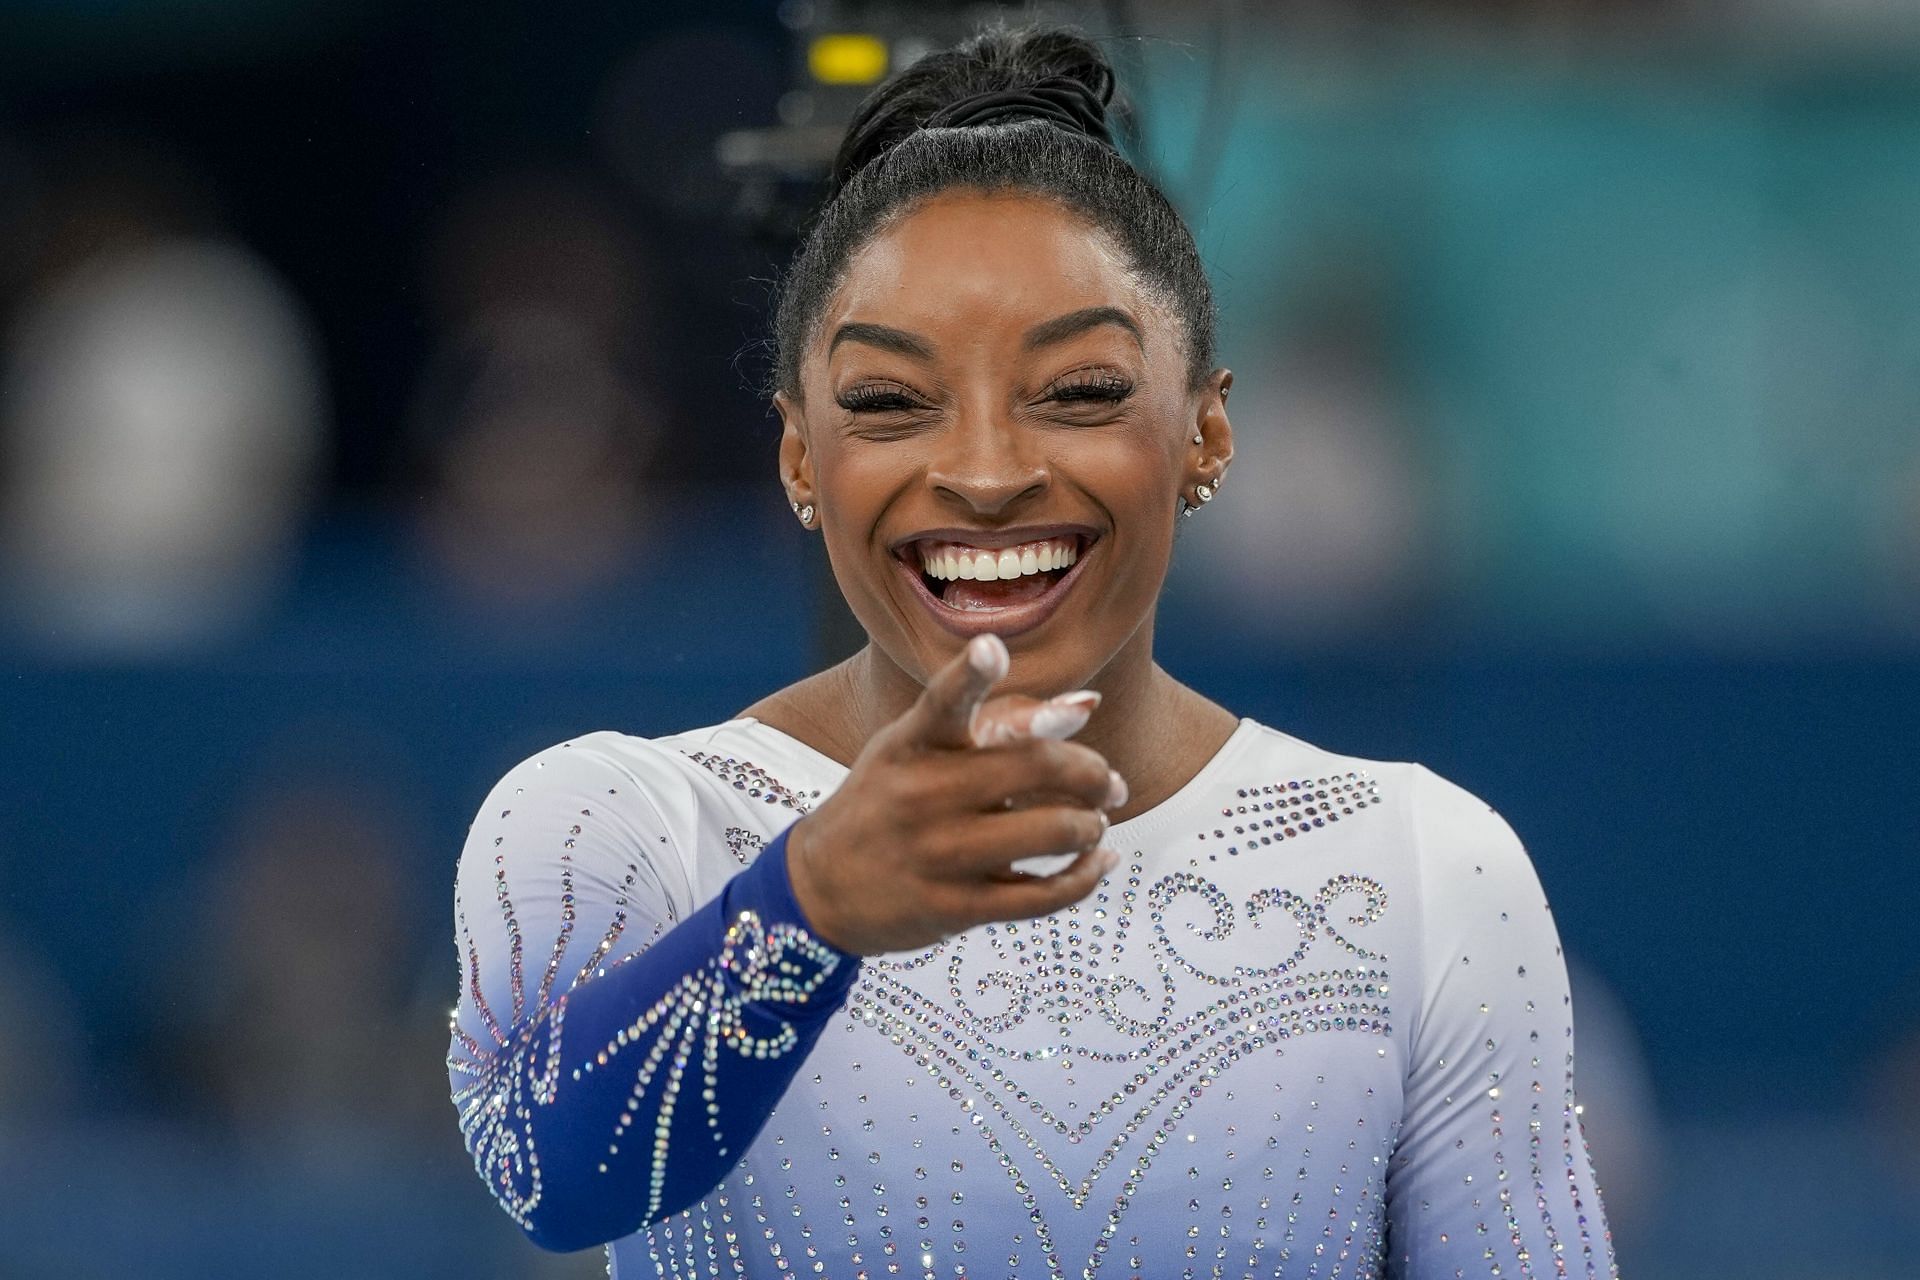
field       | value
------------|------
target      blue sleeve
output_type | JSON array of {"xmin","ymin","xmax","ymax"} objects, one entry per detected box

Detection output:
[{"xmin": 448, "ymin": 740, "xmax": 860, "ymax": 1253}]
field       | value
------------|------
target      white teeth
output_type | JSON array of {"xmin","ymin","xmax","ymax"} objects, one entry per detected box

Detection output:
[{"xmin": 916, "ymin": 536, "xmax": 1083, "ymax": 582}]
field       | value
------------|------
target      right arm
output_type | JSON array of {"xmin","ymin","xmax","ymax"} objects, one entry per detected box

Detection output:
[
  {"xmin": 449, "ymin": 636, "xmax": 1124, "ymax": 1251},
  {"xmin": 448, "ymin": 740, "xmax": 860, "ymax": 1252}
]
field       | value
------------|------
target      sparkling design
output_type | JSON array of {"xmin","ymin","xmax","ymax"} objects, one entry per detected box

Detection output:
[
  {"xmin": 1196, "ymin": 771, "xmax": 1379, "ymax": 856},
  {"xmin": 449, "ymin": 789, "xmax": 841, "ymax": 1233},
  {"xmin": 685, "ymin": 752, "xmax": 822, "ymax": 812},
  {"xmin": 724, "ymin": 827, "xmax": 763, "ymax": 867},
  {"xmin": 574, "ymin": 908, "xmax": 847, "ymax": 1222},
  {"xmin": 843, "ymin": 857, "xmax": 1393, "ymax": 1275},
  {"xmin": 454, "ymin": 740, "xmax": 1612, "ymax": 1278}
]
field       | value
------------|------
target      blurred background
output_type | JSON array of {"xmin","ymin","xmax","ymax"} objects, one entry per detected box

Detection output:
[{"xmin": 1, "ymin": 0, "xmax": 1917, "ymax": 1275}]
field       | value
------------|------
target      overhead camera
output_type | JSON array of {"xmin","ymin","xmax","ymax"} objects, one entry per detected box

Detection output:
[{"xmin": 717, "ymin": 1, "xmax": 1102, "ymax": 243}]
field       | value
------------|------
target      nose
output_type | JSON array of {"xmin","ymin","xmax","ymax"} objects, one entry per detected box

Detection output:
[{"xmin": 924, "ymin": 412, "xmax": 1048, "ymax": 516}]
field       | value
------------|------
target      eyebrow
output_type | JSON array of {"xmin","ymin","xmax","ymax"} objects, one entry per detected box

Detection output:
[
  {"xmin": 826, "ymin": 306, "xmax": 1145, "ymax": 363},
  {"xmin": 1022, "ymin": 305, "xmax": 1143, "ymax": 353},
  {"xmin": 828, "ymin": 322, "xmax": 934, "ymax": 361}
]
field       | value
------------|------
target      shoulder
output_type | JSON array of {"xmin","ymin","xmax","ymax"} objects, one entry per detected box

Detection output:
[
  {"xmin": 472, "ymin": 719, "xmax": 839, "ymax": 868},
  {"xmin": 481, "ymin": 720, "xmax": 822, "ymax": 820},
  {"xmin": 1231, "ymin": 719, "xmax": 1529, "ymax": 875}
]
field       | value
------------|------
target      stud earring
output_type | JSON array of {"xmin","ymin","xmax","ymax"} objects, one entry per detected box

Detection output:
[
  {"xmin": 790, "ymin": 499, "xmax": 815, "ymax": 527},
  {"xmin": 1192, "ymin": 433, "xmax": 1203, "ymax": 445}
]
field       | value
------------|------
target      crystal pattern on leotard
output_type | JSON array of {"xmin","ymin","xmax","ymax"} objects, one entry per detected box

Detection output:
[
  {"xmin": 828, "ymin": 776, "xmax": 1395, "ymax": 1277},
  {"xmin": 448, "ymin": 783, "xmax": 847, "ymax": 1233},
  {"xmin": 453, "ymin": 739, "xmax": 1613, "ymax": 1278},
  {"xmin": 684, "ymin": 751, "xmax": 821, "ymax": 813}
]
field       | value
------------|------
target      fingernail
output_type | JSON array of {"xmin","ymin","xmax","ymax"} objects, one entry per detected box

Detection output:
[
  {"xmin": 1028, "ymin": 702, "xmax": 1093, "ymax": 741},
  {"xmin": 1050, "ymin": 689, "xmax": 1101, "ymax": 712},
  {"xmin": 1106, "ymin": 770, "xmax": 1128, "ymax": 810},
  {"xmin": 1100, "ymin": 848, "xmax": 1121, "ymax": 873},
  {"xmin": 967, "ymin": 634, "xmax": 1008, "ymax": 680}
]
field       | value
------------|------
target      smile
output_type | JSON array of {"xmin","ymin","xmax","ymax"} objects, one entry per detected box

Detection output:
[{"xmin": 892, "ymin": 527, "xmax": 1096, "ymax": 639}]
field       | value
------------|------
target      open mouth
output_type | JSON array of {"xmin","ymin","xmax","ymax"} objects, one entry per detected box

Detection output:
[{"xmin": 893, "ymin": 530, "xmax": 1095, "ymax": 636}]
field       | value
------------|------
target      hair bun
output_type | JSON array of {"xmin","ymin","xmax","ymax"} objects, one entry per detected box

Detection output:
[{"xmin": 831, "ymin": 25, "xmax": 1118, "ymax": 193}]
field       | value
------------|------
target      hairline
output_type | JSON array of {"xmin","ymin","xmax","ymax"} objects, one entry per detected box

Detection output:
[{"xmin": 783, "ymin": 183, "xmax": 1198, "ymax": 405}]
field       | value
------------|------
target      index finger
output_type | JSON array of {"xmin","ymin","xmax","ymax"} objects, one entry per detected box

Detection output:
[{"xmin": 887, "ymin": 634, "xmax": 1008, "ymax": 752}]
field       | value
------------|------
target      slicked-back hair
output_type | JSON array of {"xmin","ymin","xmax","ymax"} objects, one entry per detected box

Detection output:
[{"xmin": 771, "ymin": 24, "xmax": 1216, "ymax": 399}]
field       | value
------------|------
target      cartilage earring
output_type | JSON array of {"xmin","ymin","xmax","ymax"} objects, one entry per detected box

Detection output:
[{"xmin": 1192, "ymin": 433, "xmax": 1203, "ymax": 444}]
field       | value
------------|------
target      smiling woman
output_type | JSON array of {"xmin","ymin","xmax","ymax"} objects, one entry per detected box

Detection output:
[{"xmin": 447, "ymin": 22, "xmax": 1618, "ymax": 1279}]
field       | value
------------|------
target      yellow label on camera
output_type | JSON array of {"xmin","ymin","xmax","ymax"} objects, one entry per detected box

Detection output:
[{"xmin": 809, "ymin": 33, "xmax": 888, "ymax": 85}]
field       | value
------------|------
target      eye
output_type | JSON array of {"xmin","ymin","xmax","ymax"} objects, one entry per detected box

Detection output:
[
  {"xmin": 837, "ymin": 381, "xmax": 926, "ymax": 413},
  {"xmin": 1043, "ymin": 369, "xmax": 1134, "ymax": 405}
]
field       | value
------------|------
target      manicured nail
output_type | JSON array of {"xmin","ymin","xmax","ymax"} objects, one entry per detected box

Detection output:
[
  {"xmin": 1106, "ymin": 770, "xmax": 1128, "ymax": 810},
  {"xmin": 967, "ymin": 633, "xmax": 1008, "ymax": 680},
  {"xmin": 1029, "ymin": 701, "xmax": 1093, "ymax": 741}
]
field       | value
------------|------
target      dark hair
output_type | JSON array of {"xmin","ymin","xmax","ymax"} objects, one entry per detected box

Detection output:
[{"xmin": 771, "ymin": 23, "xmax": 1216, "ymax": 398}]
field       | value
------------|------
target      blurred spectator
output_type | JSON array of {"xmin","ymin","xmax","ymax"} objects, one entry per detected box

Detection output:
[
  {"xmin": 0, "ymin": 142, "xmax": 323, "ymax": 654},
  {"xmin": 155, "ymin": 766, "xmax": 447, "ymax": 1157},
  {"xmin": 1861, "ymin": 970, "xmax": 1920, "ymax": 1191},
  {"xmin": 1566, "ymin": 956, "xmax": 1662, "ymax": 1254},
  {"xmin": 1177, "ymin": 281, "xmax": 1433, "ymax": 641},
  {"xmin": 402, "ymin": 169, "xmax": 663, "ymax": 614},
  {"xmin": 0, "ymin": 927, "xmax": 85, "ymax": 1140}
]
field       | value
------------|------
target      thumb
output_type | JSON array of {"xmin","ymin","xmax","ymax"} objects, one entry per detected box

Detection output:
[{"xmin": 890, "ymin": 634, "xmax": 1008, "ymax": 752}]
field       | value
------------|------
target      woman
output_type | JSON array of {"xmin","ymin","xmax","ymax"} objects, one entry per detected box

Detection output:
[{"xmin": 448, "ymin": 25, "xmax": 1616, "ymax": 1278}]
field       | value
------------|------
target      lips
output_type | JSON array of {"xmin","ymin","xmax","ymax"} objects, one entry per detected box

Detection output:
[{"xmin": 891, "ymin": 527, "xmax": 1097, "ymax": 639}]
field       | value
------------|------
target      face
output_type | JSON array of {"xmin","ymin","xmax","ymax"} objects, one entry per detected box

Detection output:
[{"xmin": 776, "ymin": 190, "xmax": 1232, "ymax": 697}]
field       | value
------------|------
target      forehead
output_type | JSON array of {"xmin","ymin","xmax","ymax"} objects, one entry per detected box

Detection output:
[{"xmin": 820, "ymin": 190, "xmax": 1166, "ymax": 358}]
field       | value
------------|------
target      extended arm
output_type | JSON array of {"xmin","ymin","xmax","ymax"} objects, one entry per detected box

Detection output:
[{"xmin": 447, "ymin": 742, "xmax": 860, "ymax": 1252}]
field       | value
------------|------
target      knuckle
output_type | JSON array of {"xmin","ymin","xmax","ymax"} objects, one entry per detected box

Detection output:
[
  {"xmin": 1025, "ymin": 738, "xmax": 1078, "ymax": 781},
  {"xmin": 1054, "ymin": 809, "xmax": 1100, "ymax": 851}
]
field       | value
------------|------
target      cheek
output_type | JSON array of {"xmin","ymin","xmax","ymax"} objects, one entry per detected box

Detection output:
[
  {"xmin": 1070, "ymin": 411, "xmax": 1184, "ymax": 516},
  {"xmin": 812, "ymin": 440, "xmax": 913, "ymax": 540}
]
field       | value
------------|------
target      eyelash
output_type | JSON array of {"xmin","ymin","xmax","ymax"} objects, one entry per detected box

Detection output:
[
  {"xmin": 837, "ymin": 383, "xmax": 922, "ymax": 413},
  {"xmin": 835, "ymin": 372, "xmax": 1134, "ymax": 414},
  {"xmin": 1046, "ymin": 371, "xmax": 1133, "ymax": 404}
]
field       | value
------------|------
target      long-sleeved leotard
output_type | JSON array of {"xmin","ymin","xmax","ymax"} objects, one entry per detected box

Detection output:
[
  {"xmin": 448, "ymin": 746, "xmax": 860, "ymax": 1252},
  {"xmin": 449, "ymin": 720, "xmax": 1616, "ymax": 1278}
]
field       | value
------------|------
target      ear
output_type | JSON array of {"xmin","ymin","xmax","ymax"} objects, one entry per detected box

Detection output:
[
  {"xmin": 774, "ymin": 390, "xmax": 816, "ymax": 510},
  {"xmin": 1185, "ymin": 368, "xmax": 1235, "ymax": 497}
]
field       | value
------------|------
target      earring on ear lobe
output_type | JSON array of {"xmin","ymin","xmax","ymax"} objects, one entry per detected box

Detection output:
[
  {"xmin": 790, "ymin": 499, "xmax": 816, "ymax": 527},
  {"xmin": 1191, "ymin": 433, "xmax": 1203, "ymax": 445}
]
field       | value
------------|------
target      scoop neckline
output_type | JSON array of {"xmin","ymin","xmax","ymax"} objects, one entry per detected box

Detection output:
[{"xmin": 726, "ymin": 715, "xmax": 1262, "ymax": 844}]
